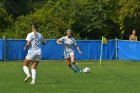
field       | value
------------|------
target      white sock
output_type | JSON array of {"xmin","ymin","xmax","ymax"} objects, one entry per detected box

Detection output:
[
  {"xmin": 23, "ymin": 66, "xmax": 30, "ymax": 77},
  {"xmin": 31, "ymin": 69, "xmax": 36, "ymax": 82}
]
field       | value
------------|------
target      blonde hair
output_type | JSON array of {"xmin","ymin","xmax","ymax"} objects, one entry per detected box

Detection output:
[{"xmin": 66, "ymin": 29, "xmax": 74, "ymax": 36}]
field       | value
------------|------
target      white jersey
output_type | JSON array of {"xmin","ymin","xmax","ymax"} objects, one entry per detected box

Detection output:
[
  {"xmin": 26, "ymin": 32, "xmax": 43, "ymax": 54},
  {"xmin": 59, "ymin": 36, "xmax": 77, "ymax": 53}
]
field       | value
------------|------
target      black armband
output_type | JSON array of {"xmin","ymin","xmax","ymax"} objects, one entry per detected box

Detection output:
[{"xmin": 42, "ymin": 40, "xmax": 46, "ymax": 45}]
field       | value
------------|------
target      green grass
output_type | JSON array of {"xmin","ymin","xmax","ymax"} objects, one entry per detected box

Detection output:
[{"xmin": 1, "ymin": 61, "xmax": 140, "ymax": 93}]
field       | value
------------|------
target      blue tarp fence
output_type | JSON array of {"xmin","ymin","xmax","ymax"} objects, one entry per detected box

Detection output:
[
  {"xmin": 0, "ymin": 39, "xmax": 139, "ymax": 61},
  {"xmin": 0, "ymin": 39, "xmax": 4, "ymax": 60},
  {"xmin": 118, "ymin": 40, "xmax": 140, "ymax": 61}
]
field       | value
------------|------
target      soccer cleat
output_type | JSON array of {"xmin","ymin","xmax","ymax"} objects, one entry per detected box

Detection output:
[
  {"xmin": 24, "ymin": 75, "xmax": 31, "ymax": 83},
  {"xmin": 30, "ymin": 80, "xmax": 35, "ymax": 84},
  {"xmin": 78, "ymin": 69, "xmax": 83, "ymax": 73},
  {"xmin": 74, "ymin": 70, "xmax": 78, "ymax": 73}
]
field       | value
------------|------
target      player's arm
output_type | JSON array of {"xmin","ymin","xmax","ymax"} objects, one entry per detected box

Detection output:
[
  {"xmin": 42, "ymin": 40, "xmax": 46, "ymax": 45},
  {"xmin": 56, "ymin": 37, "xmax": 64, "ymax": 44},
  {"xmin": 24, "ymin": 34, "xmax": 31, "ymax": 51},
  {"xmin": 74, "ymin": 39, "xmax": 82, "ymax": 54},
  {"xmin": 76, "ymin": 45, "xmax": 82, "ymax": 54},
  {"xmin": 56, "ymin": 39, "xmax": 62, "ymax": 44},
  {"xmin": 41, "ymin": 35, "xmax": 46, "ymax": 45},
  {"xmin": 24, "ymin": 41, "xmax": 30, "ymax": 51}
]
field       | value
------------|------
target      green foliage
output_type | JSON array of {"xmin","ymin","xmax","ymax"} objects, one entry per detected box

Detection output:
[
  {"xmin": 0, "ymin": 8, "xmax": 13, "ymax": 37},
  {"xmin": 0, "ymin": 0, "xmax": 140, "ymax": 39},
  {"xmin": 72, "ymin": 0, "xmax": 115, "ymax": 39},
  {"xmin": 111, "ymin": 0, "xmax": 140, "ymax": 39},
  {"xmin": 3, "ymin": 0, "xmax": 32, "ymax": 19}
]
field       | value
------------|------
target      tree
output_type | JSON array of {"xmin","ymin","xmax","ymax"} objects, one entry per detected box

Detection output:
[
  {"xmin": 3, "ymin": 0, "xmax": 32, "ymax": 19},
  {"xmin": 0, "ymin": 8, "xmax": 13, "ymax": 36},
  {"xmin": 1, "ymin": 0, "xmax": 140, "ymax": 40},
  {"xmin": 111, "ymin": 0, "xmax": 140, "ymax": 39}
]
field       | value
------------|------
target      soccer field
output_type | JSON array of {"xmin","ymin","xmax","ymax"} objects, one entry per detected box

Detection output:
[{"xmin": 0, "ymin": 61, "xmax": 140, "ymax": 93}]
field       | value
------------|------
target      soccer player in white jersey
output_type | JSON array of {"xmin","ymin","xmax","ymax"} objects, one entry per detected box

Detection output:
[
  {"xmin": 57, "ymin": 30, "xmax": 82, "ymax": 73},
  {"xmin": 23, "ymin": 23, "xmax": 45, "ymax": 84}
]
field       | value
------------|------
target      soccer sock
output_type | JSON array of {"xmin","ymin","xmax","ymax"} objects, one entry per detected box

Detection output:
[
  {"xmin": 31, "ymin": 69, "xmax": 36, "ymax": 82},
  {"xmin": 71, "ymin": 65, "xmax": 78, "ymax": 72},
  {"xmin": 23, "ymin": 66, "xmax": 30, "ymax": 77},
  {"xmin": 73, "ymin": 63, "xmax": 80, "ymax": 69}
]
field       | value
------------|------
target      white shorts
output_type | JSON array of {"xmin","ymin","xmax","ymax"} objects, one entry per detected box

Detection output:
[
  {"xmin": 26, "ymin": 52, "xmax": 41, "ymax": 61},
  {"xmin": 64, "ymin": 52, "xmax": 74, "ymax": 58}
]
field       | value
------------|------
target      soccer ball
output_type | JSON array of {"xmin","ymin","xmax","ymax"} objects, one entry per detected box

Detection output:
[{"xmin": 83, "ymin": 67, "xmax": 90, "ymax": 73}]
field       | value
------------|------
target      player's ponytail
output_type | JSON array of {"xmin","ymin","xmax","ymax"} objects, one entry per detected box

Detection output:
[{"xmin": 32, "ymin": 23, "xmax": 38, "ymax": 37}]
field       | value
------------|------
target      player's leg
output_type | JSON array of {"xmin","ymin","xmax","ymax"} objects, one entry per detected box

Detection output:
[
  {"xmin": 23, "ymin": 59, "xmax": 31, "ymax": 82},
  {"xmin": 65, "ymin": 58, "xmax": 71, "ymax": 68},
  {"xmin": 30, "ymin": 60, "xmax": 39, "ymax": 84},
  {"xmin": 64, "ymin": 52, "xmax": 77, "ymax": 72},
  {"xmin": 66, "ymin": 58, "xmax": 77, "ymax": 73},
  {"xmin": 71, "ymin": 54, "xmax": 82, "ymax": 72},
  {"xmin": 30, "ymin": 55, "xmax": 40, "ymax": 84}
]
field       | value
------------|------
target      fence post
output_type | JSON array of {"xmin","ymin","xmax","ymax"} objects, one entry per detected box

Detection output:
[
  {"xmin": 3, "ymin": 36, "xmax": 6, "ymax": 62},
  {"xmin": 115, "ymin": 37, "xmax": 118, "ymax": 60}
]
